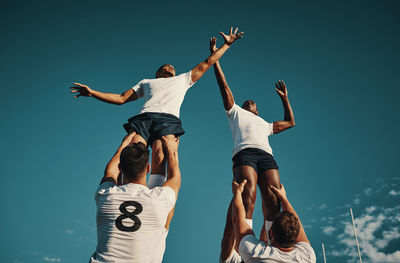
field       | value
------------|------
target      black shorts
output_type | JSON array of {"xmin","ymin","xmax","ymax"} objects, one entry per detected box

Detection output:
[
  {"xmin": 232, "ymin": 148, "xmax": 279, "ymax": 174},
  {"xmin": 123, "ymin": 112, "xmax": 185, "ymax": 146}
]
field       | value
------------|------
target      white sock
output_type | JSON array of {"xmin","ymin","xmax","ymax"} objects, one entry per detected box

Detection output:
[
  {"xmin": 245, "ymin": 219, "xmax": 253, "ymax": 229},
  {"xmin": 148, "ymin": 174, "xmax": 166, "ymax": 189},
  {"xmin": 265, "ymin": 220, "xmax": 273, "ymax": 244}
]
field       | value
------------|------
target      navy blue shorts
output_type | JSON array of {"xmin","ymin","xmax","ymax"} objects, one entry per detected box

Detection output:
[
  {"xmin": 123, "ymin": 112, "xmax": 185, "ymax": 146},
  {"xmin": 232, "ymin": 148, "xmax": 279, "ymax": 174}
]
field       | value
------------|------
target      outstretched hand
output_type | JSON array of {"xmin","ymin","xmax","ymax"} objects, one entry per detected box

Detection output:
[
  {"xmin": 232, "ymin": 179, "xmax": 247, "ymax": 195},
  {"xmin": 275, "ymin": 80, "xmax": 288, "ymax": 98},
  {"xmin": 70, "ymin": 82, "xmax": 93, "ymax": 98},
  {"xmin": 220, "ymin": 27, "xmax": 244, "ymax": 46},
  {"xmin": 210, "ymin": 37, "xmax": 217, "ymax": 53},
  {"xmin": 270, "ymin": 184, "xmax": 287, "ymax": 201}
]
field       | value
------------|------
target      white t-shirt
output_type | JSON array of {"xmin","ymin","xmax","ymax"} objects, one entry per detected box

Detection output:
[
  {"xmin": 239, "ymin": 235, "xmax": 316, "ymax": 263},
  {"xmin": 132, "ymin": 71, "xmax": 195, "ymax": 118},
  {"xmin": 227, "ymin": 104, "xmax": 274, "ymax": 158},
  {"xmin": 90, "ymin": 182, "xmax": 176, "ymax": 263},
  {"xmin": 220, "ymin": 249, "xmax": 244, "ymax": 263}
]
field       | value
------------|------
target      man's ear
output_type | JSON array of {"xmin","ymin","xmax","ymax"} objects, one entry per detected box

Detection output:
[{"xmin": 146, "ymin": 163, "xmax": 150, "ymax": 174}]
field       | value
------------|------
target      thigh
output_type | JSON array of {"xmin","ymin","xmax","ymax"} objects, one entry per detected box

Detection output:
[{"xmin": 234, "ymin": 166, "xmax": 258, "ymax": 200}]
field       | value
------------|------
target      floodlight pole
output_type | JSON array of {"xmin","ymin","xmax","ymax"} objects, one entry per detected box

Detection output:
[
  {"xmin": 350, "ymin": 208, "xmax": 363, "ymax": 263},
  {"xmin": 322, "ymin": 243, "xmax": 327, "ymax": 263}
]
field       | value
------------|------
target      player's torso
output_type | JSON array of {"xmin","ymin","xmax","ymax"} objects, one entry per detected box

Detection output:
[
  {"xmin": 230, "ymin": 107, "xmax": 272, "ymax": 154},
  {"xmin": 94, "ymin": 184, "xmax": 170, "ymax": 263},
  {"xmin": 140, "ymin": 75, "xmax": 188, "ymax": 116}
]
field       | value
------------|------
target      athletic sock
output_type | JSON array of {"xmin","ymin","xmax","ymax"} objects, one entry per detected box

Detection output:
[
  {"xmin": 245, "ymin": 219, "xmax": 253, "ymax": 229},
  {"xmin": 148, "ymin": 174, "xmax": 166, "ymax": 189},
  {"xmin": 265, "ymin": 220, "xmax": 273, "ymax": 244}
]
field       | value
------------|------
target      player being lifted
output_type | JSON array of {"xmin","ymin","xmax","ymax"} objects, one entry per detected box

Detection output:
[
  {"xmin": 210, "ymin": 37, "xmax": 295, "ymax": 238},
  {"xmin": 90, "ymin": 132, "xmax": 181, "ymax": 263},
  {"xmin": 70, "ymin": 27, "xmax": 243, "ymax": 187}
]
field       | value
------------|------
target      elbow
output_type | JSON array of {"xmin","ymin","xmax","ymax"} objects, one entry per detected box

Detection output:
[{"xmin": 291, "ymin": 120, "xmax": 296, "ymax": 127}]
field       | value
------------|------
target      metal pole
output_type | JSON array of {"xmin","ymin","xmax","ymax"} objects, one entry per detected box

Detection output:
[
  {"xmin": 322, "ymin": 243, "xmax": 327, "ymax": 263},
  {"xmin": 350, "ymin": 208, "xmax": 363, "ymax": 263}
]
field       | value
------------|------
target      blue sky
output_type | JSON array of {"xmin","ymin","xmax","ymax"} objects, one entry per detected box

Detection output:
[{"xmin": 1, "ymin": 0, "xmax": 399, "ymax": 262}]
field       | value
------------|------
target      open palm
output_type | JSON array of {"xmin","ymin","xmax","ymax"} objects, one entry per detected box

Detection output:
[{"xmin": 219, "ymin": 27, "xmax": 244, "ymax": 45}]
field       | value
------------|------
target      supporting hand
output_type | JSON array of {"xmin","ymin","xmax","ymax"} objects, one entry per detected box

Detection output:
[
  {"xmin": 161, "ymin": 135, "xmax": 180, "ymax": 154},
  {"xmin": 275, "ymin": 80, "xmax": 288, "ymax": 99},
  {"xmin": 120, "ymin": 132, "xmax": 137, "ymax": 149},
  {"xmin": 270, "ymin": 184, "xmax": 287, "ymax": 201},
  {"xmin": 70, "ymin": 82, "xmax": 93, "ymax": 98},
  {"xmin": 219, "ymin": 27, "xmax": 244, "ymax": 46},
  {"xmin": 232, "ymin": 179, "xmax": 247, "ymax": 195}
]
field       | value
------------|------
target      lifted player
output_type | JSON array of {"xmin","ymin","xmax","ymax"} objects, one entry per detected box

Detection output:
[
  {"xmin": 231, "ymin": 181, "xmax": 316, "ymax": 262},
  {"xmin": 89, "ymin": 132, "xmax": 181, "ymax": 263},
  {"xmin": 70, "ymin": 27, "xmax": 243, "ymax": 187},
  {"xmin": 210, "ymin": 37, "xmax": 295, "ymax": 235}
]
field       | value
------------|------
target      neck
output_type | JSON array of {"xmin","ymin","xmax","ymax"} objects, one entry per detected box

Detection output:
[{"xmin": 123, "ymin": 175, "xmax": 147, "ymax": 186}]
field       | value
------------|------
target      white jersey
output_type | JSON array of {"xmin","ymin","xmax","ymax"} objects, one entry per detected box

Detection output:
[
  {"xmin": 220, "ymin": 249, "xmax": 244, "ymax": 263},
  {"xmin": 132, "ymin": 71, "xmax": 195, "ymax": 118},
  {"xmin": 227, "ymin": 104, "xmax": 274, "ymax": 158},
  {"xmin": 239, "ymin": 235, "xmax": 316, "ymax": 263},
  {"xmin": 90, "ymin": 182, "xmax": 176, "ymax": 263}
]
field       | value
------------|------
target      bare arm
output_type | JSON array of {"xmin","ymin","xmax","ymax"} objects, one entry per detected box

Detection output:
[
  {"xmin": 191, "ymin": 27, "xmax": 243, "ymax": 83},
  {"xmin": 232, "ymin": 179, "xmax": 255, "ymax": 250},
  {"xmin": 210, "ymin": 37, "xmax": 235, "ymax": 111},
  {"xmin": 272, "ymin": 80, "xmax": 295, "ymax": 134},
  {"xmin": 161, "ymin": 136, "xmax": 181, "ymax": 199},
  {"xmin": 270, "ymin": 184, "xmax": 310, "ymax": 244},
  {"xmin": 70, "ymin": 83, "xmax": 138, "ymax": 105},
  {"xmin": 100, "ymin": 132, "xmax": 136, "ymax": 185}
]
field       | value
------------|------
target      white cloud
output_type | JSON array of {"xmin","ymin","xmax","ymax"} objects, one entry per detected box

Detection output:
[
  {"xmin": 65, "ymin": 228, "xmax": 74, "ymax": 235},
  {"xmin": 319, "ymin": 204, "xmax": 327, "ymax": 210},
  {"xmin": 332, "ymin": 206, "xmax": 400, "ymax": 263},
  {"xmin": 364, "ymin": 187, "xmax": 373, "ymax": 196},
  {"xmin": 353, "ymin": 197, "xmax": 361, "ymax": 205},
  {"xmin": 389, "ymin": 190, "xmax": 400, "ymax": 196},
  {"xmin": 43, "ymin": 257, "xmax": 61, "ymax": 262},
  {"xmin": 322, "ymin": 225, "xmax": 336, "ymax": 235}
]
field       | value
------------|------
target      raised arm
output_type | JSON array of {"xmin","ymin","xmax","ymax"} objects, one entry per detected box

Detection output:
[
  {"xmin": 70, "ymin": 83, "xmax": 138, "ymax": 105},
  {"xmin": 232, "ymin": 179, "xmax": 255, "ymax": 250},
  {"xmin": 210, "ymin": 37, "xmax": 235, "ymax": 111},
  {"xmin": 272, "ymin": 80, "xmax": 295, "ymax": 134},
  {"xmin": 270, "ymin": 184, "xmax": 310, "ymax": 244},
  {"xmin": 161, "ymin": 135, "xmax": 181, "ymax": 199},
  {"xmin": 190, "ymin": 27, "xmax": 243, "ymax": 83},
  {"xmin": 100, "ymin": 132, "xmax": 136, "ymax": 185}
]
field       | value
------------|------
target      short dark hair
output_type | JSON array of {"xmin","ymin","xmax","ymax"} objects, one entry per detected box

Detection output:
[
  {"xmin": 119, "ymin": 142, "xmax": 149, "ymax": 180},
  {"xmin": 271, "ymin": 211, "xmax": 300, "ymax": 248}
]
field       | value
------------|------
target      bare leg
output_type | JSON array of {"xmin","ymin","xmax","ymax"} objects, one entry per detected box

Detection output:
[
  {"xmin": 258, "ymin": 169, "xmax": 281, "ymax": 221},
  {"xmin": 150, "ymin": 134, "xmax": 175, "ymax": 176},
  {"xmin": 234, "ymin": 165, "xmax": 258, "ymax": 219}
]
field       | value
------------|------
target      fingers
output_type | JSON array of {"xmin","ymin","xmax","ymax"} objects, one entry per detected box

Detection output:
[
  {"xmin": 74, "ymin": 94, "xmax": 81, "ymax": 98},
  {"xmin": 230, "ymin": 26, "xmax": 233, "ymax": 34},
  {"xmin": 233, "ymin": 27, "xmax": 238, "ymax": 35},
  {"xmin": 240, "ymin": 179, "xmax": 248, "ymax": 187},
  {"xmin": 219, "ymin": 32, "xmax": 226, "ymax": 38},
  {"xmin": 275, "ymin": 82, "xmax": 279, "ymax": 89},
  {"xmin": 236, "ymin": 32, "xmax": 244, "ymax": 38}
]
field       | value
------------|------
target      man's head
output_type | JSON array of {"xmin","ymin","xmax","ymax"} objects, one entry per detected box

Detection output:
[
  {"xmin": 119, "ymin": 142, "xmax": 150, "ymax": 180},
  {"xmin": 270, "ymin": 211, "xmax": 300, "ymax": 248},
  {"xmin": 155, "ymin": 64, "xmax": 176, "ymax": 78},
  {"xmin": 242, "ymin": 100, "xmax": 259, "ymax": 115}
]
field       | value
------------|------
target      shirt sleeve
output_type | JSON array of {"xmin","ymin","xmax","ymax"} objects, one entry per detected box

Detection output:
[
  {"xmin": 94, "ymin": 182, "xmax": 115, "ymax": 202},
  {"xmin": 159, "ymin": 186, "xmax": 176, "ymax": 212},
  {"xmin": 295, "ymin": 242, "xmax": 317, "ymax": 262},
  {"xmin": 226, "ymin": 103, "xmax": 239, "ymax": 117},
  {"xmin": 238, "ymin": 234, "xmax": 269, "ymax": 262},
  {"xmin": 131, "ymin": 80, "xmax": 144, "ymax": 98},
  {"xmin": 265, "ymin": 121, "xmax": 274, "ymax": 136},
  {"xmin": 183, "ymin": 71, "xmax": 195, "ymax": 90}
]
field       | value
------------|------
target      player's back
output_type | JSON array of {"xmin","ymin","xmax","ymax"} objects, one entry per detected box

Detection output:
[{"xmin": 90, "ymin": 182, "xmax": 176, "ymax": 263}]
